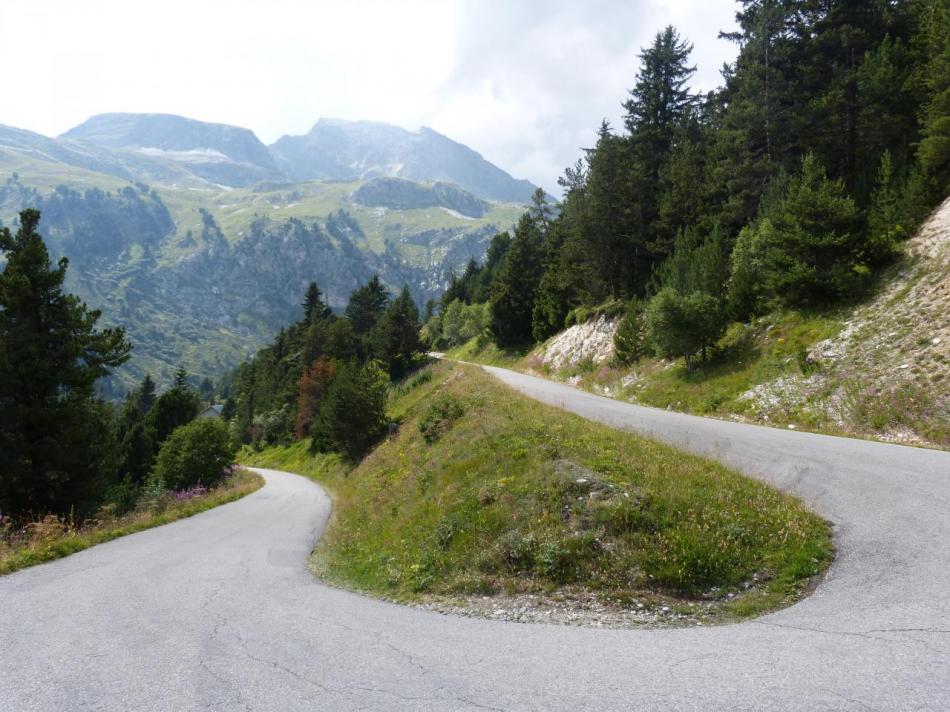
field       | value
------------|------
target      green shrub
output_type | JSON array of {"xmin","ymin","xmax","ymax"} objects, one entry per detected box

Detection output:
[
  {"xmin": 645, "ymin": 288, "xmax": 725, "ymax": 369},
  {"xmin": 495, "ymin": 530, "xmax": 540, "ymax": 572},
  {"xmin": 150, "ymin": 418, "xmax": 235, "ymax": 491},
  {"xmin": 419, "ymin": 395, "xmax": 466, "ymax": 444},
  {"xmin": 613, "ymin": 298, "xmax": 648, "ymax": 365},
  {"xmin": 535, "ymin": 533, "xmax": 601, "ymax": 584}
]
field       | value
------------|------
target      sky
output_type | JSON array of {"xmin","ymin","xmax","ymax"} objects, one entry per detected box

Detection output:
[{"xmin": 0, "ymin": 0, "xmax": 740, "ymax": 194}]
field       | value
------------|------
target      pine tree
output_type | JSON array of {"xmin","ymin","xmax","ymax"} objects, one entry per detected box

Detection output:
[
  {"xmin": 302, "ymin": 281, "xmax": 332, "ymax": 322},
  {"xmin": 623, "ymin": 25, "xmax": 697, "ymax": 181},
  {"xmin": 613, "ymin": 26, "xmax": 696, "ymax": 248},
  {"xmin": 645, "ymin": 288, "xmax": 724, "ymax": 370},
  {"xmin": 529, "ymin": 187, "xmax": 554, "ymax": 235},
  {"xmin": 915, "ymin": 0, "xmax": 950, "ymax": 195},
  {"xmin": 866, "ymin": 150, "xmax": 907, "ymax": 264},
  {"xmin": 654, "ymin": 225, "xmax": 729, "ymax": 300},
  {"xmin": 757, "ymin": 153, "xmax": 862, "ymax": 305},
  {"xmin": 0, "ymin": 209, "xmax": 130, "ymax": 515},
  {"xmin": 369, "ymin": 285, "xmax": 422, "ymax": 378},
  {"xmin": 147, "ymin": 377, "xmax": 200, "ymax": 449},
  {"xmin": 311, "ymin": 361, "xmax": 388, "ymax": 460},
  {"xmin": 345, "ymin": 274, "xmax": 389, "ymax": 334},
  {"xmin": 489, "ymin": 214, "xmax": 545, "ymax": 346},
  {"xmin": 575, "ymin": 122, "xmax": 643, "ymax": 298},
  {"xmin": 324, "ymin": 318, "xmax": 359, "ymax": 361},
  {"xmin": 137, "ymin": 374, "xmax": 157, "ymax": 415},
  {"xmin": 613, "ymin": 298, "xmax": 648, "ymax": 365},
  {"xmin": 294, "ymin": 357, "xmax": 337, "ymax": 440}
]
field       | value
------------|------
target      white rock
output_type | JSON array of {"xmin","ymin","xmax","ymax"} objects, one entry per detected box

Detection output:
[{"xmin": 537, "ymin": 315, "xmax": 620, "ymax": 369}]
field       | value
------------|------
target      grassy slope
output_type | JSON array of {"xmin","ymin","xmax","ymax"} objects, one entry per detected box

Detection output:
[
  {"xmin": 0, "ymin": 469, "xmax": 264, "ymax": 576},
  {"xmin": 535, "ymin": 312, "xmax": 844, "ymax": 420},
  {"xmin": 244, "ymin": 362, "xmax": 831, "ymax": 623}
]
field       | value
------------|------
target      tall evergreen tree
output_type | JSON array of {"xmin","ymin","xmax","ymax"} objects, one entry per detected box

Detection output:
[
  {"xmin": 623, "ymin": 25, "xmax": 697, "ymax": 185},
  {"xmin": 136, "ymin": 374, "xmax": 157, "ymax": 415},
  {"xmin": 302, "ymin": 281, "xmax": 332, "ymax": 322},
  {"xmin": 147, "ymin": 376, "xmax": 200, "ymax": 449},
  {"xmin": 757, "ymin": 153, "xmax": 862, "ymax": 305},
  {"xmin": 0, "ymin": 209, "xmax": 130, "ymax": 515},
  {"xmin": 489, "ymin": 215, "xmax": 545, "ymax": 346},
  {"xmin": 915, "ymin": 0, "xmax": 950, "ymax": 196},
  {"xmin": 370, "ymin": 285, "xmax": 422, "ymax": 378},
  {"xmin": 344, "ymin": 275, "xmax": 389, "ymax": 334}
]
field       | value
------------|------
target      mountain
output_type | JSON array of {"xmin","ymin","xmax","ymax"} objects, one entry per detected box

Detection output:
[
  {"xmin": 269, "ymin": 119, "xmax": 536, "ymax": 203},
  {"xmin": 0, "ymin": 116, "xmax": 529, "ymax": 394},
  {"xmin": 62, "ymin": 113, "xmax": 282, "ymax": 187}
]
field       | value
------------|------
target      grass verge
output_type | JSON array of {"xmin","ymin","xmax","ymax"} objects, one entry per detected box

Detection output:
[
  {"xmin": 0, "ymin": 469, "xmax": 263, "ymax": 576},
  {"xmin": 453, "ymin": 306, "xmax": 948, "ymax": 449},
  {"xmin": 243, "ymin": 362, "xmax": 832, "ymax": 625}
]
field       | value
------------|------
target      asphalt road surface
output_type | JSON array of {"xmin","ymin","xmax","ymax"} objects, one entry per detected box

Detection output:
[{"xmin": 1, "ymin": 365, "xmax": 948, "ymax": 711}]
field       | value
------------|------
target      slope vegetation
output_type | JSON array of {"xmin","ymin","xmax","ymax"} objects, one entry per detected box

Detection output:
[
  {"xmin": 244, "ymin": 362, "xmax": 831, "ymax": 626},
  {"xmin": 489, "ymin": 198, "xmax": 950, "ymax": 448}
]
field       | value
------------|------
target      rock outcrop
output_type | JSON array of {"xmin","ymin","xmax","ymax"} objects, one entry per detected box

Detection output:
[{"xmin": 536, "ymin": 315, "xmax": 620, "ymax": 370}]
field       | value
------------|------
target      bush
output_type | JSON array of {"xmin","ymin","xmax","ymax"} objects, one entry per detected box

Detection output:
[
  {"xmin": 613, "ymin": 298, "xmax": 648, "ymax": 365},
  {"xmin": 419, "ymin": 395, "xmax": 466, "ymax": 443},
  {"xmin": 645, "ymin": 288, "xmax": 725, "ymax": 369},
  {"xmin": 150, "ymin": 418, "xmax": 235, "ymax": 491},
  {"xmin": 535, "ymin": 533, "xmax": 601, "ymax": 584}
]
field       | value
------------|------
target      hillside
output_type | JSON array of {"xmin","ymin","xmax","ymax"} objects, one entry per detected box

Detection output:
[
  {"xmin": 244, "ymin": 362, "xmax": 831, "ymax": 626},
  {"xmin": 0, "ymin": 116, "xmax": 529, "ymax": 393},
  {"xmin": 455, "ymin": 198, "xmax": 950, "ymax": 448}
]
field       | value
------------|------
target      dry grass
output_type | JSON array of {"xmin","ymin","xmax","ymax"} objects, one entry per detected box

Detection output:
[{"xmin": 0, "ymin": 469, "xmax": 264, "ymax": 575}]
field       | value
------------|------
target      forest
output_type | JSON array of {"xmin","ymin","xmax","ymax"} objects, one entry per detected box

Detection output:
[
  {"xmin": 424, "ymin": 1, "xmax": 950, "ymax": 368},
  {"xmin": 221, "ymin": 275, "xmax": 424, "ymax": 457},
  {"xmin": 0, "ymin": 212, "xmax": 425, "ymax": 532}
]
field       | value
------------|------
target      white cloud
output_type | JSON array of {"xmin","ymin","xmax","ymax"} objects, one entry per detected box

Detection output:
[{"xmin": 0, "ymin": 0, "xmax": 738, "ymax": 193}]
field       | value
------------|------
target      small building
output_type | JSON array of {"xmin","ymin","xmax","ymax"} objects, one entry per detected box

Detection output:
[{"xmin": 198, "ymin": 404, "xmax": 224, "ymax": 419}]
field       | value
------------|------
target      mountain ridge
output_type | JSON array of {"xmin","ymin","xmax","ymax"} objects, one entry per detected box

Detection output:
[{"xmin": 47, "ymin": 112, "xmax": 537, "ymax": 201}]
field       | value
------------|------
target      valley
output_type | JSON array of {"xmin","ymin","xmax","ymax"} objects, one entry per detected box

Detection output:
[{"xmin": 0, "ymin": 115, "xmax": 530, "ymax": 393}]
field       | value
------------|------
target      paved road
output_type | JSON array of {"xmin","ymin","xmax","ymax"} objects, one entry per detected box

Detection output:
[{"xmin": 1, "ymin": 366, "xmax": 949, "ymax": 711}]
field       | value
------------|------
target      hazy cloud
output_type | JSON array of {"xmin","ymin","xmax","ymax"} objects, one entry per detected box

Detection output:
[{"xmin": 0, "ymin": 0, "xmax": 738, "ymax": 193}]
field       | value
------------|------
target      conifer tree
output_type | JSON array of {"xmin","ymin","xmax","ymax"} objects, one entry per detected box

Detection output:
[
  {"xmin": 147, "ymin": 373, "xmax": 200, "ymax": 449},
  {"xmin": 489, "ymin": 215, "xmax": 545, "ymax": 346},
  {"xmin": 0, "ymin": 209, "xmax": 130, "ymax": 515},
  {"xmin": 137, "ymin": 374, "xmax": 157, "ymax": 415},
  {"xmin": 344, "ymin": 275, "xmax": 389, "ymax": 334},
  {"xmin": 757, "ymin": 153, "xmax": 862, "ymax": 305},
  {"xmin": 311, "ymin": 361, "xmax": 388, "ymax": 460},
  {"xmin": 624, "ymin": 25, "xmax": 697, "ymax": 181},
  {"xmin": 370, "ymin": 285, "xmax": 422, "ymax": 378},
  {"xmin": 302, "ymin": 281, "xmax": 332, "ymax": 322},
  {"xmin": 294, "ymin": 357, "xmax": 337, "ymax": 440}
]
